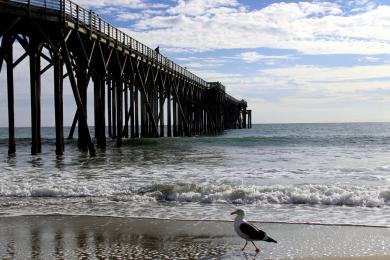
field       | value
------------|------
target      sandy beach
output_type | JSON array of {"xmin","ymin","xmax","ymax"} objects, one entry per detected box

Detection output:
[{"xmin": 0, "ymin": 215, "xmax": 389, "ymax": 259}]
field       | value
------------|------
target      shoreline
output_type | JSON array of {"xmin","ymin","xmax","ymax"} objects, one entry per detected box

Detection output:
[
  {"xmin": 2, "ymin": 213, "xmax": 390, "ymax": 229},
  {"xmin": 0, "ymin": 214, "xmax": 389, "ymax": 259}
]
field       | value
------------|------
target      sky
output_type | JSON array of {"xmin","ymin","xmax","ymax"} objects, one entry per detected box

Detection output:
[{"xmin": 2, "ymin": 0, "xmax": 390, "ymax": 126}]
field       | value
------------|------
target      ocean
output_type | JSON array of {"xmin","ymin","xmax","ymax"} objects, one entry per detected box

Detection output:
[{"xmin": 0, "ymin": 123, "xmax": 389, "ymax": 227}]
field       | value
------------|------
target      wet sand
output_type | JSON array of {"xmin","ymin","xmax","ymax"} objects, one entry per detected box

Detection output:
[{"xmin": 0, "ymin": 215, "xmax": 389, "ymax": 259}]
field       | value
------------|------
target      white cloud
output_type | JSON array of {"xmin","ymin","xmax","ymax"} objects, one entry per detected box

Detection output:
[
  {"xmin": 189, "ymin": 64, "xmax": 390, "ymax": 103},
  {"xmin": 122, "ymin": 1, "xmax": 390, "ymax": 55},
  {"xmin": 116, "ymin": 12, "xmax": 144, "ymax": 21},
  {"xmin": 175, "ymin": 56, "xmax": 226, "ymax": 68},
  {"xmin": 74, "ymin": 0, "xmax": 167, "ymax": 9},
  {"xmin": 237, "ymin": 51, "xmax": 296, "ymax": 64},
  {"xmin": 261, "ymin": 65, "xmax": 390, "ymax": 87},
  {"xmin": 359, "ymin": 56, "xmax": 381, "ymax": 62},
  {"xmin": 167, "ymin": 0, "xmax": 240, "ymax": 16}
]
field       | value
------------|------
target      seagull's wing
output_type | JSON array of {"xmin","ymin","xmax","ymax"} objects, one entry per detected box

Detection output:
[{"xmin": 239, "ymin": 222, "xmax": 267, "ymax": 240}]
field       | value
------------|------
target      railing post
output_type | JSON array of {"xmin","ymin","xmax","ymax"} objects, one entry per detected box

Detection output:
[
  {"xmin": 69, "ymin": 0, "xmax": 73, "ymax": 18},
  {"xmin": 27, "ymin": 0, "xmax": 31, "ymax": 16},
  {"xmin": 89, "ymin": 10, "xmax": 92, "ymax": 31},
  {"xmin": 61, "ymin": 0, "xmax": 65, "ymax": 24},
  {"xmin": 76, "ymin": 5, "xmax": 79, "ymax": 28}
]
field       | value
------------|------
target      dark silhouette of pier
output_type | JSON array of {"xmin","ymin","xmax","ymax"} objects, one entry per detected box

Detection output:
[{"xmin": 0, "ymin": 0, "xmax": 252, "ymax": 156}]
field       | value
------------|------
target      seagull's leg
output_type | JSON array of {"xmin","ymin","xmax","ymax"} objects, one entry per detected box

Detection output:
[
  {"xmin": 241, "ymin": 241, "xmax": 248, "ymax": 251},
  {"xmin": 251, "ymin": 241, "xmax": 260, "ymax": 253}
]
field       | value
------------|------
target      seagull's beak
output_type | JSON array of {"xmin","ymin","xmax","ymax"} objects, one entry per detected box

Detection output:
[{"xmin": 230, "ymin": 210, "xmax": 237, "ymax": 215}]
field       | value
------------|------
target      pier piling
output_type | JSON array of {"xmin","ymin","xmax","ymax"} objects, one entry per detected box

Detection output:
[
  {"xmin": 53, "ymin": 52, "xmax": 64, "ymax": 155},
  {"xmin": 5, "ymin": 35, "xmax": 16, "ymax": 154}
]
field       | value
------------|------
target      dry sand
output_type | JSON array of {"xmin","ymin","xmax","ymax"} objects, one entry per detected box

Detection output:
[{"xmin": 0, "ymin": 215, "xmax": 389, "ymax": 259}]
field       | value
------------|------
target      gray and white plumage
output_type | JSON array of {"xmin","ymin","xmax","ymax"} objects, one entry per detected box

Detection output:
[{"xmin": 231, "ymin": 209, "xmax": 277, "ymax": 252}]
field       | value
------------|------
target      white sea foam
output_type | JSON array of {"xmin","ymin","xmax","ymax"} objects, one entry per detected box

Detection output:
[{"xmin": 1, "ymin": 181, "xmax": 389, "ymax": 208}]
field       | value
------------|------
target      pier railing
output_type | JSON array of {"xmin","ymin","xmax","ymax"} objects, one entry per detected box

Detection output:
[{"xmin": 9, "ymin": 0, "xmax": 209, "ymax": 87}]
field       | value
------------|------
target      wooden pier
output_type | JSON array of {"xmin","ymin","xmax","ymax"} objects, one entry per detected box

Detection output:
[{"xmin": 0, "ymin": 0, "xmax": 252, "ymax": 156}]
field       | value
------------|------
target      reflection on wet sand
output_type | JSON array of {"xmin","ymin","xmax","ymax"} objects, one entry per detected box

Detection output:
[
  {"xmin": 31, "ymin": 229, "xmax": 40, "ymax": 259},
  {"xmin": 1, "ymin": 215, "xmax": 389, "ymax": 259},
  {"xmin": 0, "ymin": 215, "xmax": 229, "ymax": 259},
  {"xmin": 5, "ymin": 240, "xmax": 15, "ymax": 260},
  {"xmin": 54, "ymin": 231, "xmax": 64, "ymax": 259}
]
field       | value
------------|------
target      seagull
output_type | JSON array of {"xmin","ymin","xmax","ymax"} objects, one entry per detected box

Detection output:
[{"xmin": 231, "ymin": 209, "xmax": 277, "ymax": 252}]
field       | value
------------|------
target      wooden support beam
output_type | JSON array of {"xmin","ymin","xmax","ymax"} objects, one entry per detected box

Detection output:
[
  {"xmin": 53, "ymin": 53, "xmax": 64, "ymax": 155},
  {"xmin": 115, "ymin": 53, "xmax": 128, "ymax": 140},
  {"xmin": 203, "ymin": 104, "xmax": 207, "ymax": 134},
  {"xmin": 1, "ymin": 17, "xmax": 21, "ymax": 39},
  {"xmin": 40, "ymin": 62, "xmax": 53, "ymax": 75},
  {"xmin": 29, "ymin": 38, "xmax": 42, "ymax": 155},
  {"xmin": 135, "ymin": 62, "xmax": 159, "ymax": 137},
  {"xmin": 76, "ymin": 32, "xmax": 90, "ymax": 63},
  {"xmin": 140, "ymin": 83, "xmax": 146, "ymax": 137},
  {"xmin": 61, "ymin": 38, "xmax": 95, "ymax": 156},
  {"xmin": 171, "ymin": 80, "xmax": 191, "ymax": 137},
  {"xmin": 94, "ymin": 75, "xmax": 106, "ymax": 148},
  {"xmin": 112, "ymin": 78, "xmax": 117, "ymax": 139},
  {"xmin": 99, "ymin": 78, "xmax": 106, "ymax": 148},
  {"xmin": 248, "ymin": 110, "xmax": 252, "ymax": 128},
  {"xmin": 68, "ymin": 111, "xmax": 77, "ymax": 139},
  {"xmin": 64, "ymin": 29, "xmax": 73, "ymax": 43},
  {"xmin": 116, "ymin": 78, "xmax": 123, "ymax": 147},
  {"xmin": 167, "ymin": 78, "xmax": 172, "ymax": 137},
  {"xmin": 130, "ymin": 82, "xmax": 135, "ymax": 138},
  {"xmin": 66, "ymin": 38, "xmax": 95, "ymax": 146},
  {"xmin": 177, "ymin": 88, "xmax": 182, "ymax": 136},
  {"xmin": 152, "ymin": 68, "xmax": 160, "ymax": 137},
  {"xmin": 159, "ymin": 81, "xmax": 165, "ymax": 137},
  {"xmin": 40, "ymin": 52, "xmax": 52, "ymax": 63},
  {"xmin": 173, "ymin": 86, "xmax": 177, "ymax": 137},
  {"xmin": 76, "ymin": 67, "xmax": 88, "ymax": 151},
  {"xmin": 32, "ymin": 20, "xmax": 59, "ymax": 54},
  {"xmin": 107, "ymin": 79, "xmax": 112, "ymax": 137},
  {"xmin": 94, "ymin": 76, "xmax": 101, "ymax": 141},
  {"xmin": 15, "ymin": 35, "xmax": 29, "ymax": 53},
  {"xmin": 134, "ymin": 83, "xmax": 139, "ymax": 138},
  {"xmin": 243, "ymin": 107, "xmax": 247, "ymax": 129},
  {"xmin": 250, "ymin": 111, "xmax": 252, "ymax": 128},
  {"xmin": 205, "ymin": 106, "xmax": 217, "ymax": 134},
  {"xmin": 5, "ymin": 36, "xmax": 16, "ymax": 154},
  {"xmin": 12, "ymin": 52, "xmax": 28, "ymax": 69},
  {"xmin": 238, "ymin": 109, "xmax": 242, "ymax": 129},
  {"xmin": 0, "ymin": 51, "xmax": 4, "ymax": 76},
  {"xmin": 124, "ymin": 82, "xmax": 129, "ymax": 138}
]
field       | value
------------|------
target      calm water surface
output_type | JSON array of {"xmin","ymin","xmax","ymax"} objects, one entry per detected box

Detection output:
[{"xmin": 0, "ymin": 123, "xmax": 390, "ymax": 226}]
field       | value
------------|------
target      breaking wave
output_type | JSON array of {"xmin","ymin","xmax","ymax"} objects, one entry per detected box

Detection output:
[{"xmin": 1, "ymin": 182, "xmax": 389, "ymax": 208}]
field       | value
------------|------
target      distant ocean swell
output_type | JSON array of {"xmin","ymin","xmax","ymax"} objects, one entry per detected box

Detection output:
[
  {"xmin": 1, "ymin": 182, "xmax": 389, "ymax": 208},
  {"xmin": 1, "ymin": 135, "xmax": 390, "ymax": 147},
  {"xmin": 200, "ymin": 135, "xmax": 390, "ymax": 146}
]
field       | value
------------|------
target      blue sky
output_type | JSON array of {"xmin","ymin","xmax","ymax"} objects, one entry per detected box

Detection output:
[{"xmin": 2, "ymin": 0, "xmax": 390, "ymax": 126}]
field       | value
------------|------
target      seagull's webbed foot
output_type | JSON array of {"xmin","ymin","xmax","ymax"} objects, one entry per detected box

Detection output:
[{"xmin": 251, "ymin": 241, "xmax": 260, "ymax": 253}]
